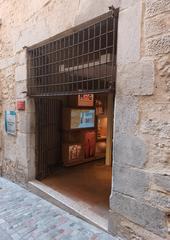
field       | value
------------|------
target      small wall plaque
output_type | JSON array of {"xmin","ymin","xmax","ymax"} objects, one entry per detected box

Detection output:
[
  {"xmin": 5, "ymin": 111, "xmax": 16, "ymax": 135},
  {"xmin": 17, "ymin": 100, "xmax": 25, "ymax": 110}
]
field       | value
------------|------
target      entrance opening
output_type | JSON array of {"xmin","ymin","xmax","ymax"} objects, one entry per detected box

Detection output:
[
  {"xmin": 27, "ymin": 9, "xmax": 118, "ymax": 230},
  {"xmin": 34, "ymin": 93, "xmax": 114, "ymax": 228}
]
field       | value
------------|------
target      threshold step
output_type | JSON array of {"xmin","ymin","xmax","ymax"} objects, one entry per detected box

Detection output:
[{"xmin": 28, "ymin": 180, "xmax": 108, "ymax": 231}]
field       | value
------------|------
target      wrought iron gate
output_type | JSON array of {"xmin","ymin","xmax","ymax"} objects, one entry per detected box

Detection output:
[{"xmin": 35, "ymin": 98, "xmax": 62, "ymax": 180}]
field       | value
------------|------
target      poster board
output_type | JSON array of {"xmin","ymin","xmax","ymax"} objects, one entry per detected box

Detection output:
[
  {"xmin": 71, "ymin": 109, "xmax": 95, "ymax": 129},
  {"xmin": 84, "ymin": 131, "xmax": 96, "ymax": 159},
  {"xmin": 5, "ymin": 111, "xmax": 16, "ymax": 135},
  {"xmin": 78, "ymin": 94, "xmax": 94, "ymax": 107}
]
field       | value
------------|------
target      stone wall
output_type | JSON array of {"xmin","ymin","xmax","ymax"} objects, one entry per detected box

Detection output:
[
  {"xmin": 0, "ymin": 0, "xmax": 169, "ymax": 239},
  {"xmin": 0, "ymin": 0, "xmax": 118, "ymax": 181},
  {"xmin": 109, "ymin": 0, "xmax": 170, "ymax": 239}
]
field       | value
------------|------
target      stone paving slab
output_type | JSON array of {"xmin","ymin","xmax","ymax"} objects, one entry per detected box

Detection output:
[{"xmin": 0, "ymin": 178, "xmax": 120, "ymax": 240}]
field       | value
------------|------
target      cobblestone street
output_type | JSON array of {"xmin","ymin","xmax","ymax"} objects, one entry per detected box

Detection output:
[{"xmin": 0, "ymin": 178, "xmax": 119, "ymax": 240}]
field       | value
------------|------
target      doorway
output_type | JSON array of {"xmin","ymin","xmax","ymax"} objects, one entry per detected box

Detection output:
[
  {"xmin": 27, "ymin": 10, "xmax": 118, "ymax": 229},
  {"xmin": 34, "ymin": 93, "xmax": 114, "ymax": 229}
]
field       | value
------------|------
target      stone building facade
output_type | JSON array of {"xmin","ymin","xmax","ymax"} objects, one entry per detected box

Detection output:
[{"xmin": 0, "ymin": 0, "xmax": 169, "ymax": 239}]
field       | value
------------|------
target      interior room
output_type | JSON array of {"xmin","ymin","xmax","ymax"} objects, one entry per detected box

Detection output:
[{"xmin": 35, "ymin": 93, "xmax": 114, "ymax": 227}]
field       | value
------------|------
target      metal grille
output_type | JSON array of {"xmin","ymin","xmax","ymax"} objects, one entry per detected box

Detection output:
[
  {"xmin": 35, "ymin": 98, "xmax": 62, "ymax": 180},
  {"xmin": 27, "ymin": 10, "xmax": 118, "ymax": 96}
]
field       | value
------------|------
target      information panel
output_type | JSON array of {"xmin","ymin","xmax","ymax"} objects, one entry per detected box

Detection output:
[
  {"xmin": 71, "ymin": 109, "xmax": 95, "ymax": 129},
  {"xmin": 5, "ymin": 111, "xmax": 16, "ymax": 135}
]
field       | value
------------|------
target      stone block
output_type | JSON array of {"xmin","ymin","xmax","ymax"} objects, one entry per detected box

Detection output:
[
  {"xmin": 112, "ymin": 166, "xmax": 150, "ymax": 198},
  {"xmin": 16, "ymin": 80, "xmax": 27, "ymax": 99},
  {"xmin": 17, "ymin": 112, "xmax": 35, "ymax": 134},
  {"xmin": 113, "ymin": 135, "xmax": 147, "ymax": 168},
  {"xmin": 145, "ymin": 13, "xmax": 170, "ymax": 39},
  {"xmin": 140, "ymin": 119, "xmax": 170, "ymax": 138},
  {"xmin": 156, "ymin": 55, "xmax": 170, "ymax": 92},
  {"xmin": 109, "ymin": 211, "xmax": 166, "ymax": 240},
  {"xmin": 145, "ymin": 0, "xmax": 170, "ymax": 18},
  {"xmin": 16, "ymin": 133, "xmax": 28, "ymax": 167},
  {"xmin": 0, "ymin": 57, "xmax": 16, "ymax": 70},
  {"xmin": 27, "ymin": 147, "xmax": 36, "ymax": 180},
  {"xmin": 110, "ymin": 192, "xmax": 168, "ymax": 237},
  {"xmin": 114, "ymin": 96, "xmax": 139, "ymax": 134},
  {"xmin": 16, "ymin": 50, "xmax": 27, "ymax": 66},
  {"xmin": 120, "ymin": 0, "xmax": 139, "ymax": 10},
  {"xmin": 15, "ymin": 65, "xmax": 27, "ymax": 82},
  {"xmin": 117, "ymin": 1, "xmax": 142, "ymax": 65},
  {"xmin": 145, "ymin": 34, "xmax": 170, "ymax": 56},
  {"xmin": 4, "ymin": 136, "xmax": 17, "ymax": 162},
  {"xmin": 117, "ymin": 60, "xmax": 155, "ymax": 96},
  {"xmin": 27, "ymin": 133, "xmax": 35, "ymax": 149},
  {"xmin": 74, "ymin": 0, "xmax": 119, "ymax": 25},
  {"xmin": 153, "ymin": 173, "xmax": 170, "ymax": 192},
  {"xmin": 145, "ymin": 190, "xmax": 170, "ymax": 209},
  {"xmin": 2, "ymin": 158, "xmax": 17, "ymax": 182},
  {"xmin": 15, "ymin": 19, "xmax": 51, "ymax": 52}
]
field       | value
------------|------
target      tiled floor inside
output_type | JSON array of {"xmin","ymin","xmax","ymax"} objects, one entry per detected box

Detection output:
[{"xmin": 42, "ymin": 160, "xmax": 112, "ymax": 224}]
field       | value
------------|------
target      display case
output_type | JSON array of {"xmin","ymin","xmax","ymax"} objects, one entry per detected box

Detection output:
[
  {"xmin": 62, "ymin": 94, "xmax": 108, "ymax": 166},
  {"xmin": 62, "ymin": 108, "xmax": 95, "ymax": 130},
  {"xmin": 62, "ymin": 108, "xmax": 96, "ymax": 166}
]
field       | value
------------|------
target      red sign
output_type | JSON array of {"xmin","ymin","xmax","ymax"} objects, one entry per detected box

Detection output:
[
  {"xmin": 17, "ymin": 101, "xmax": 25, "ymax": 110},
  {"xmin": 78, "ymin": 94, "xmax": 94, "ymax": 107}
]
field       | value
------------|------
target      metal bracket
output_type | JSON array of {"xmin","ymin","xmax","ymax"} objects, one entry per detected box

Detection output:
[{"xmin": 108, "ymin": 5, "xmax": 119, "ymax": 17}]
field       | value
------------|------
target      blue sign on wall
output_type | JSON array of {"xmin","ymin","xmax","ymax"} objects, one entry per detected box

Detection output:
[{"xmin": 5, "ymin": 111, "xmax": 16, "ymax": 135}]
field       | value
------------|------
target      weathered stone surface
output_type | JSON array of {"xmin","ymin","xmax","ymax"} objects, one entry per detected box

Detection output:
[
  {"xmin": 14, "ymin": 0, "xmax": 81, "ymax": 52},
  {"xmin": 15, "ymin": 65, "xmax": 27, "ymax": 82},
  {"xmin": 140, "ymin": 119, "xmax": 170, "ymax": 138},
  {"xmin": 15, "ymin": 80, "xmax": 27, "ymax": 99},
  {"xmin": 16, "ymin": 132, "xmax": 28, "ymax": 167},
  {"xmin": 153, "ymin": 173, "xmax": 170, "ymax": 192},
  {"xmin": 4, "ymin": 136, "xmax": 17, "ymax": 163},
  {"xmin": 114, "ymin": 96, "xmax": 139, "ymax": 134},
  {"xmin": 110, "ymin": 192, "xmax": 168, "ymax": 237},
  {"xmin": 120, "ymin": 0, "xmax": 139, "ymax": 10},
  {"xmin": 114, "ymin": 135, "xmax": 147, "ymax": 168},
  {"xmin": 109, "ymin": 211, "xmax": 166, "ymax": 240},
  {"xmin": 0, "ymin": 57, "xmax": 15, "ymax": 70},
  {"xmin": 74, "ymin": 0, "xmax": 119, "ymax": 25},
  {"xmin": 112, "ymin": 166, "xmax": 150, "ymax": 198},
  {"xmin": 117, "ymin": 60, "xmax": 155, "ymax": 96},
  {"xmin": 145, "ymin": 13, "xmax": 170, "ymax": 38},
  {"xmin": 117, "ymin": 1, "xmax": 142, "ymax": 64},
  {"xmin": 17, "ymin": 112, "xmax": 35, "ymax": 134},
  {"xmin": 2, "ymin": 159, "xmax": 28, "ymax": 183},
  {"xmin": 145, "ymin": 190, "xmax": 170, "ymax": 209},
  {"xmin": 27, "ymin": 145, "xmax": 36, "ymax": 180},
  {"xmin": 145, "ymin": 34, "xmax": 170, "ymax": 56},
  {"xmin": 15, "ymin": 19, "xmax": 51, "ymax": 52},
  {"xmin": 156, "ymin": 55, "xmax": 170, "ymax": 92},
  {"xmin": 16, "ymin": 50, "xmax": 27, "ymax": 66},
  {"xmin": 145, "ymin": 0, "xmax": 170, "ymax": 18}
]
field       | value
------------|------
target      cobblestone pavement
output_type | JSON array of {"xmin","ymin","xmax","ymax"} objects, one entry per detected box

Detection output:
[{"xmin": 0, "ymin": 178, "xmax": 120, "ymax": 240}]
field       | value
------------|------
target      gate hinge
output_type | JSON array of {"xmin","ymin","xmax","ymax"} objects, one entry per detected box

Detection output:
[{"xmin": 108, "ymin": 5, "xmax": 119, "ymax": 17}]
